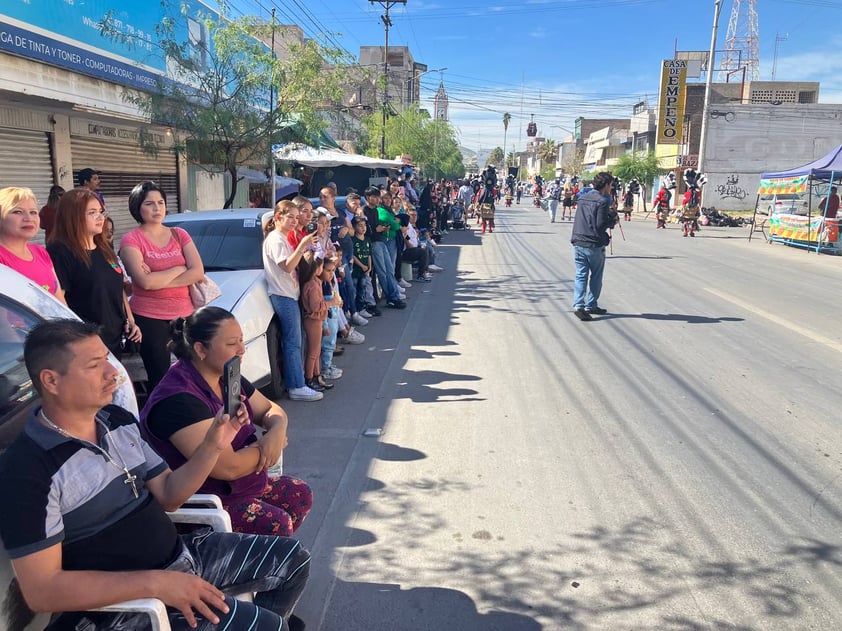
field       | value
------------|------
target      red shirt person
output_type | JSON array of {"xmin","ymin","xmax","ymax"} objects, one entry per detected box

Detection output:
[{"xmin": 819, "ymin": 187, "xmax": 839, "ymax": 219}]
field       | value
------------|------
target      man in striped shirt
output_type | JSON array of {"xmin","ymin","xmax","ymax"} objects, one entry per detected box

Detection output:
[{"xmin": 0, "ymin": 320, "xmax": 309, "ymax": 630}]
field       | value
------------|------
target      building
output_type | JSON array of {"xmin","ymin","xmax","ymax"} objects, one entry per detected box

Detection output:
[
  {"xmin": 357, "ymin": 45, "xmax": 426, "ymax": 113},
  {"xmin": 574, "ymin": 117, "xmax": 631, "ymax": 149},
  {"xmin": 433, "ymin": 81, "xmax": 449, "ymax": 121},
  {"xmin": 703, "ymin": 102, "xmax": 842, "ymax": 211},
  {"xmin": 0, "ymin": 6, "xmax": 189, "ymax": 242}
]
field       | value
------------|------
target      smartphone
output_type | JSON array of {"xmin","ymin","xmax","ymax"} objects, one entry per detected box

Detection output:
[{"xmin": 222, "ymin": 356, "xmax": 242, "ymax": 416}]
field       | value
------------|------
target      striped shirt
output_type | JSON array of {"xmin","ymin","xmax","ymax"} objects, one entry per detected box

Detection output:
[{"xmin": 0, "ymin": 405, "xmax": 181, "ymax": 571}]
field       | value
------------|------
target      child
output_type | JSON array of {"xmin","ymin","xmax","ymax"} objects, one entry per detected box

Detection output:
[
  {"xmin": 297, "ymin": 252, "xmax": 332, "ymax": 392},
  {"xmin": 320, "ymin": 256, "xmax": 343, "ymax": 380},
  {"xmin": 351, "ymin": 216, "xmax": 378, "ymax": 316}
]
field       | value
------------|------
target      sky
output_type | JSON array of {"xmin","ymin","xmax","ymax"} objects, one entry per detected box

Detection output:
[{"xmin": 234, "ymin": 0, "xmax": 842, "ymax": 154}]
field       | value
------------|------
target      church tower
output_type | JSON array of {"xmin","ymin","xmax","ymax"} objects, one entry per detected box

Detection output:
[{"xmin": 433, "ymin": 80, "xmax": 449, "ymax": 121}]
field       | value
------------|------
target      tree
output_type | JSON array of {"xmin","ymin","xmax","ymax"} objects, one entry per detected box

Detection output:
[
  {"xmin": 102, "ymin": 3, "xmax": 348, "ymax": 207},
  {"xmin": 502, "ymin": 112, "xmax": 512, "ymax": 171},
  {"xmin": 537, "ymin": 139, "xmax": 559, "ymax": 165},
  {"xmin": 561, "ymin": 147, "xmax": 586, "ymax": 179},
  {"xmin": 613, "ymin": 151, "xmax": 664, "ymax": 210},
  {"xmin": 487, "ymin": 147, "xmax": 504, "ymax": 169},
  {"xmin": 361, "ymin": 104, "xmax": 465, "ymax": 179}
]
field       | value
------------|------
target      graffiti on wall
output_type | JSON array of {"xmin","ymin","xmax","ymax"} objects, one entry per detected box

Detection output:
[{"xmin": 715, "ymin": 174, "xmax": 747, "ymax": 200}]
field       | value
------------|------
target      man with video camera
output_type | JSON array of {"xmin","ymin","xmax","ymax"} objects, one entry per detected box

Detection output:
[{"xmin": 570, "ymin": 171, "xmax": 618, "ymax": 321}]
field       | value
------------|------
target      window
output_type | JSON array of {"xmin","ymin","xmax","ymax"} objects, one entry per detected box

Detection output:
[
  {"xmin": 0, "ymin": 296, "xmax": 42, "ymax": 447},
  {"xmin": 166, "ymin": 218, "xmax": 265, "ymax": 270}
]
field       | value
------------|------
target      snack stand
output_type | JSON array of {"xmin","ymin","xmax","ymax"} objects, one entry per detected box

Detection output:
[{"xmin": 753, "ymin": 145, "xmax": 842, "ymax": 254}]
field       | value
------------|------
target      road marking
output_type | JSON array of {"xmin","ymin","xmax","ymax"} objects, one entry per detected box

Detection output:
[{"xmin": 704, "ymin": 287, "xmax": 842, "ymax": 353}]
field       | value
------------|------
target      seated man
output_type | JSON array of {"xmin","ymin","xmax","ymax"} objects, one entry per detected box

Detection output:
[
  {"xmin": 398, "ymin": 214, "xmax": 430, "ymax": 281},
  {"xmin": 0, "ymin": 320, "xmax": 309, "ymax": 631}
]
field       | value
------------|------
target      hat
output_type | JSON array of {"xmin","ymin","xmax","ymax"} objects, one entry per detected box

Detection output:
[
  {"xmin": 77, "ymin": 168, "xmax": 101, "ymax": 186},
  {"xmin": 314, "ymin": 206, "xmax": 330, "ymax": 217}
]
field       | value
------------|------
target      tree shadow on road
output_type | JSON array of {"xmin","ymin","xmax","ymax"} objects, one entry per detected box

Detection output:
[{"xmin": 318, "ymin": 579, "xmax": 543, "ymax": 631}]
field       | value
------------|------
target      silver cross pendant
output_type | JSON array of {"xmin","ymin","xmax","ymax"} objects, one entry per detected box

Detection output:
[{"xmin": 124, "ymin": 469, "xmax": 139, "ymax": 498}]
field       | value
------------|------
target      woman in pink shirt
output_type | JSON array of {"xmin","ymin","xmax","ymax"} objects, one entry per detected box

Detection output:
[
  {"xmin": 120, "ymin": 181, "xmax": 205, "ymax": 388},
  {"xmin": 0, "ymin": 186, "xmax": 65, "ymax": 303}
]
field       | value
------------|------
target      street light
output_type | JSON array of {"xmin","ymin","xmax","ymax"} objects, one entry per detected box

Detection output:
[{"xmin": 406, "ymin": 67, "xmax": 447, "ymax": 106}]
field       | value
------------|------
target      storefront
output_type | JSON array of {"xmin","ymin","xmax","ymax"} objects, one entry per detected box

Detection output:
[
  {"xmin": 69, "ymin": 117, "xmax": 178, "ymax": 242},
  {"xmin": 0, "ymin": 106, "xmax": 55, "ymax": 225}
]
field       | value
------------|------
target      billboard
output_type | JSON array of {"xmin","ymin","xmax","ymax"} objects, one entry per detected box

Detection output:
[
  {"xmin": 0, "ymin": 1, "xmax": 212, "ymax": 92},
  {"xmin": 657, "ymin": 59, "xmax": 687, "ymax": 145}
]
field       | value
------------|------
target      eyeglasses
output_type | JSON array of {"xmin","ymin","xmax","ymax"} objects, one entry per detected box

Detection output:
[{"xmin": 86, "ymin": 210, "xmax": 107, "ymax": 218}]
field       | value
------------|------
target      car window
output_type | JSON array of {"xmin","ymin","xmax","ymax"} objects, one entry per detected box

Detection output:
[
  {"xmin": 0, "ymin": 296, "xmax": 42, "ymax": 447},
  {"xmin": 167, "ymin": 218, "xmax": 265, "ymax": 270}
]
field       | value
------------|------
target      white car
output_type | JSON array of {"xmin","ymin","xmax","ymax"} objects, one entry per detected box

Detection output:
[
  {"xmin": 0, "ymin": 266, "xmax": 138, "ymax": 448},
  {"xmin": 163, "ymin": 209, "xmax": 284, "ymax": 397}
]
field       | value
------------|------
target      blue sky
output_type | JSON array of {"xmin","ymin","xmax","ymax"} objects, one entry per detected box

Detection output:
[{"xmin": 236, "ymin": 0, "xmax": 842, "ymax": 153}]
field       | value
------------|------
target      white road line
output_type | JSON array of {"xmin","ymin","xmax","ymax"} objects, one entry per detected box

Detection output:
[{"xmin": 704, "ymin": 287, "xmax": 842, "ymax": 354}]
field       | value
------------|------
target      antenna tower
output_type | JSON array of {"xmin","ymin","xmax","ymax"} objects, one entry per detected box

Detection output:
[{"xmin": 720, "ymin": 0, "xmax": 759, "ymax": 81}]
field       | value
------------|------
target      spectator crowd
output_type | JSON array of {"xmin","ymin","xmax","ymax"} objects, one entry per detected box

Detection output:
[{"xmin": 0, "ymin": 169, "xmax": 467, "ymax": 630}]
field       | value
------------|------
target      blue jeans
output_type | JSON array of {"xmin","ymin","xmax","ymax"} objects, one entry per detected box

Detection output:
[
  {"xmin": 371, "ymin": 240, "xmax": 401, "ymax": 301},
  {"xmin": 269, "ymin": 294, "xmax": 305, "ymax": 390},
  {"xmin": 572, "ymin": 245, "xmax": 606, "ymax": 310},
  {"xmin": 339, "ymin": 255, "xmax": 357, "ymax": 315},
  {"xmin": 321, "ymin": 306, "xmax": 340, "ymax": 371},
  {"xmin": 548, "ymin": 199, "xmax": 559, "ymax": 222}
]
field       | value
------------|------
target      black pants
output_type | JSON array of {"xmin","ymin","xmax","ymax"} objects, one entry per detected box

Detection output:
[
  {"xmin": 401, "ymin": 246, "xmax": 428, "ymax": 277},
  {"xmin": 48, "ymin": 530, "xmax": 310, "ymax": 631},
  {"xmin": 134, "ymin": 313, "xmax": 174, "ymax": 390}
]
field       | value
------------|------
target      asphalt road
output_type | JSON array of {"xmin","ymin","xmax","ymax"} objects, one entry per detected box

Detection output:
[{"xmin": 282, "ymin": 198, "xmax": 842, "ymax": 630}]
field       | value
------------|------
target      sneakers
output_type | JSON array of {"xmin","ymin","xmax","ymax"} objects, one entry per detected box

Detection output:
[
  {"xmin": 288, "ymin": 386, "xmax": 324, "ymax": 401},
  {"xmin": 366, "ymin": 304, "xmax": 382, "ymax": 317},
  {"xmin": 428, "ymin": 264, "xmax": 444, "ymax": 272},
  {"xmin": 398, "ymin": 279, "xmax": 412, "ymax": 289},
  {"xmin": 574, "ymin": 308, "xmax": 593, "ymax": 322},
  {"xmin": 359, "ymin": 309, "xmax": 374, "ymax": 319},
  {"xmin": 586, "ymin": 306, "xmax": 607, "ymax": 315},
  {"xmin": 322, "ymin": 365, "xmax": 343, "ymax": 380},
  {"xmin": 417, "ymin": 274, "xmax": 432, "ymax": 282},
  {"xmin": 386, "ymin": 299, "xmax": 407, "ymax": 309},
  {"xmin": 343, "ymin": 328, "xmax": 365, "ymax": 344},
  {"xmin": 351, "ymin": 312, "xmax": 369, "ymax": 326}
]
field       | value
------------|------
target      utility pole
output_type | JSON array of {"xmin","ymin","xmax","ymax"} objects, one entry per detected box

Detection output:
[
  {"xmin": 269, "ymin": 8, "xmax": 277, "ymax": 205},
  {"xmin": 698, "ymin": 0, "xmax": 723, "ymax": 177},
  {"xmin": 369, "ymin": 0, "xmax": 406, "ymax": 159}
]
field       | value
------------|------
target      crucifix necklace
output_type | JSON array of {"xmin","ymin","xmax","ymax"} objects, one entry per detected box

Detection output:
[{"xmin": 40, "ymin": 409, "xmax": 139, "ymax": 498}]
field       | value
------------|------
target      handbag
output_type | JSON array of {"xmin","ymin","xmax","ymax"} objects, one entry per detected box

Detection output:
[{"xmin": 189, "ymin": 275, "xmax": 222, "ymax": 308}]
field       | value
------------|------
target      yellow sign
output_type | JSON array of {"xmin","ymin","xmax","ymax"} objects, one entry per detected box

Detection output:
[{"xmin": 657, "ymin": 59, "xmax": 687, "ymax": 145}]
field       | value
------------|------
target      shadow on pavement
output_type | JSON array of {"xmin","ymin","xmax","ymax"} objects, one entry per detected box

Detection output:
[
  {"xmin": 598, "ymin": 313, "xmax": 745, "ymax": 324},
  {"xmin": 320, "ymin": 580, "xmax": 543, "ymax": 630}
]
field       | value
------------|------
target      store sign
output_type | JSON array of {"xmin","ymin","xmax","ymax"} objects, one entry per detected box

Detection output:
[
  {"xmin": 677, "ymin": 154, "xmax": 698, "ymax": 168},
  {"xmin": 70, "ymin": 118, "xmax": 173, "ymax": 147},
  {"xmin": 0, "ymin": 1, "xmax": 212, "ymax": 91},
  {"xmin": 657, "ymin": 59, "xmax": 687, "ymax": 145}
]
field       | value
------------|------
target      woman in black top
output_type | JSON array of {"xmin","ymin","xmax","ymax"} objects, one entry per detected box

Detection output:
[{"xmin": 47, "ymin": 188, "xmax": 141, "ymax": 355}]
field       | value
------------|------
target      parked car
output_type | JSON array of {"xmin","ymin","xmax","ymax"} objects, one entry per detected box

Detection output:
[
  {"xmin": 759, "ymin": 193, "xmax": 811, "ymax": 215},
  {"xmin": 162, "ymin": 209, "xmax": 285, "ymax": 397},
  {"xmin": 0, "ymin": 266, "xmax": 138, "ymax": 449}
]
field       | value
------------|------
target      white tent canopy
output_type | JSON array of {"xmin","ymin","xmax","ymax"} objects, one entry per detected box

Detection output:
[
  {"xmin": 236, "ymin": 167, "xmax": 302, "ymax": 187},
  {"xmin": 273, "ymin": 145, "xmax": 404, "ymax": 170}
]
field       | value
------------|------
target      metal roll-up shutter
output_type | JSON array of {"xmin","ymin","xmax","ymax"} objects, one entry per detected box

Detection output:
[
  {"xmin": 70, "ymin": 136, "xmax": 178, "ymax": 245},
  {"xmin": 0, "ymin": 127, "xmax": 54, "ymax": 245}
]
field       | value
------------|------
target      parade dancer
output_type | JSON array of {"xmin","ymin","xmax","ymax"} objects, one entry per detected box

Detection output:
[{"xmin": 652, "ymin": 184, "xmax": 671, "ymax": 229}]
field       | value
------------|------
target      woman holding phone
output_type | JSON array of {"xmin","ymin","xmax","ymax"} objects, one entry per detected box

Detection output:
[{"xmin": 141, "ymin": 306, "xmax": 313, "ymax": 536}]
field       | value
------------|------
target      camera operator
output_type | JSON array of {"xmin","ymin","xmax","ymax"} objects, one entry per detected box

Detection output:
[{"xmin": 570, "ymin": 171, "xmax": 618, "ymax": 321}]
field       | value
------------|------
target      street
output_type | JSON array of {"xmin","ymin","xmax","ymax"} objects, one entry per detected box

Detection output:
[{"xmin": 283, "ymin": 198, "xmax": 842, "ymax": 630}]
